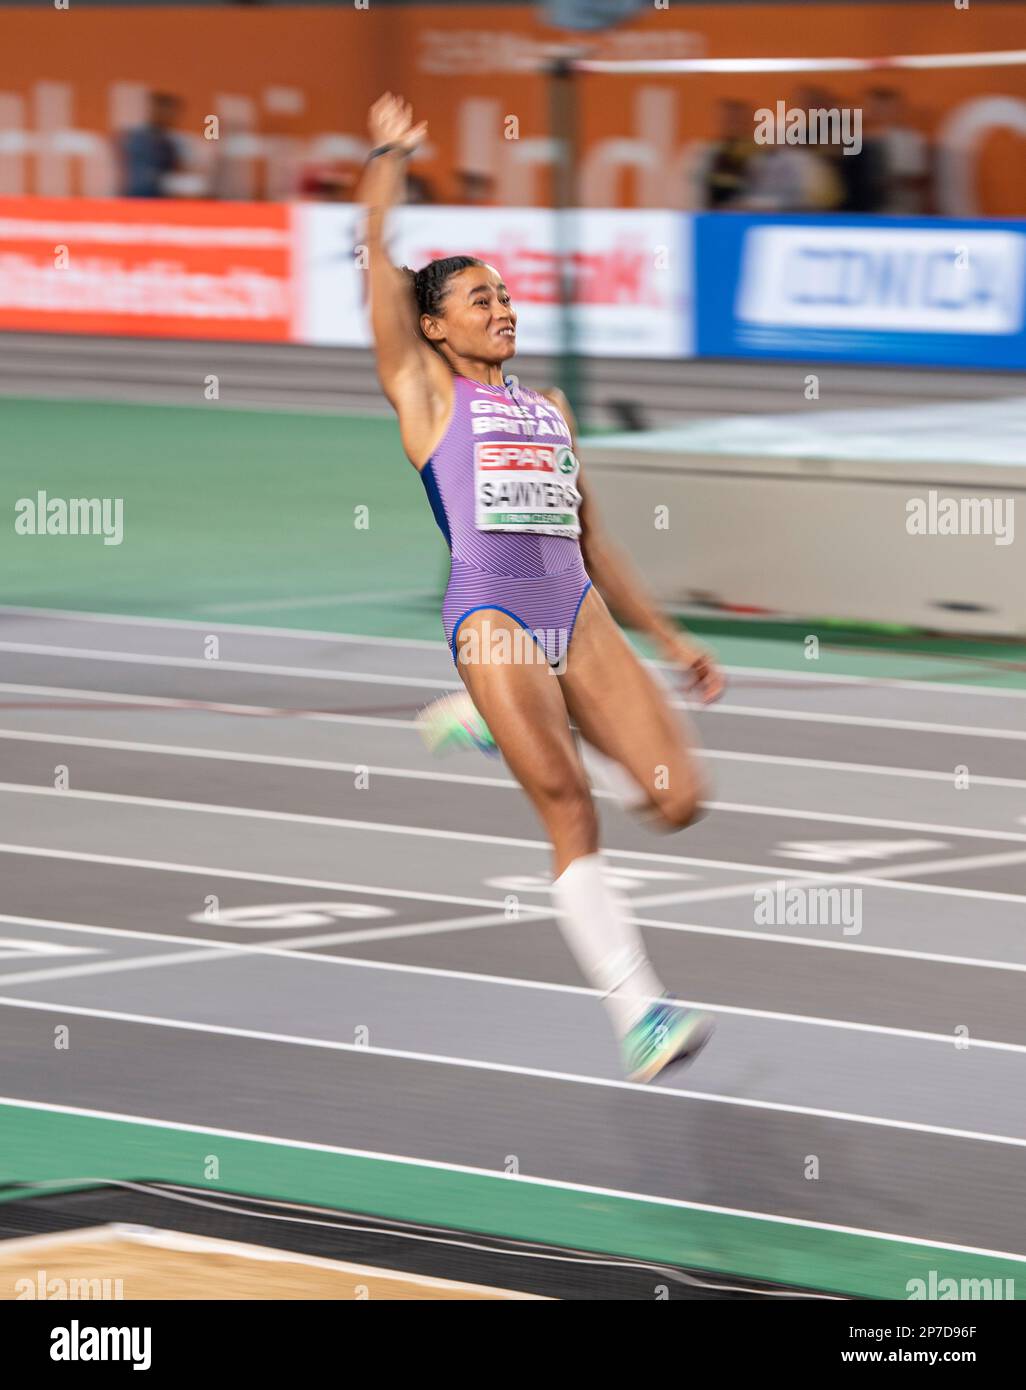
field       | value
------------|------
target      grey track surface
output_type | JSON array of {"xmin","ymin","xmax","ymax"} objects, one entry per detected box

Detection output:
[
  {"xmin": 1, "ymin": 607, "xmax": 1025, "ymax": 1264},
  {"xmin": 3, "ymin": 333, "xmax": 1026, "ymax": 428}
]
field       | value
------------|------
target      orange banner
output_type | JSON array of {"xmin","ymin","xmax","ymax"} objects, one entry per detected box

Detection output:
[
  {"xmin": 0, "ymin": 198, "xmax": 293, "ymax": 339},
  {"xmin": 1, "ymin": 6, "xmax": 1024, "ymax": 214}
]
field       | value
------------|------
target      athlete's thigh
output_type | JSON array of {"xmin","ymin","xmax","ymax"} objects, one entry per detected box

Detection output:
[
  {"xmin": 454, "ymin": 609, "xmax": 589, "ymax": 808},
  {"xmin": 557, "ymin": 588, "xmax": 707, "ymax": 808}
]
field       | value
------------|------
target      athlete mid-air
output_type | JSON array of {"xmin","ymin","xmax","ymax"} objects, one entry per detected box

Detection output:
[{"xmin": 358, "ymin": 93, "xmax": 724, "ymax": 1083}]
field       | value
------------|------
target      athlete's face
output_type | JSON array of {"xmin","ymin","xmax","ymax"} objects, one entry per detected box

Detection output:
[{"xmin": 429, "ymin": 265, "xmax": 517, "ymax": 363}]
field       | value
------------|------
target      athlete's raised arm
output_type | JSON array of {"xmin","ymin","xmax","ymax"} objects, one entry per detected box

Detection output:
[
  {"xmin": 542, "ymin": 386, "xmax": 724, "ymax": 703},
  {"xmin": 356, "ymin": 94, "xmax": 440, "ymax": 411}
]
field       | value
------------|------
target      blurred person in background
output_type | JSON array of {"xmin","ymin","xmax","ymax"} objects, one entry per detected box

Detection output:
[
  {"xmin": 745, "ymin": 86, "xmax": 843, "ymax": 211},
  {"xmin": 117, "ymin": 92, "xmax": 184, "ymax": 198},
  {"xmin": 404, "ymin": 172, "xmax": 436, "ymax": 204},
  {"xmin": 298, "ymin": 161, "xmax": 358, "ymax": 201},
  {"xmin": 873, "ymin": 87, "xmax": 930, "ymax": 213},
  {"xmin": 453, "ymin": 169, "xmax": 496, "ymax": 205},
  {"xmin": 837, "ymin": 87, "xmax": 890, "ymax": 212},
  {"xmin": 701, "ymin": 99, "xmax": 756, "ymax": 209}
]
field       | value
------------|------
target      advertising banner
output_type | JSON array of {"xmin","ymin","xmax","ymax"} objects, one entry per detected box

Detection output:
[
  {"xmin": 695, "ymin": 213, "xmax": 1026, "ymax": 369},
  {"xmin": 0, "ymin": 197, "xmax": 294, "ymax": 340},
  {"xmin": 297, "ymin": 204, "xmax": 692, "ymax": 358}
]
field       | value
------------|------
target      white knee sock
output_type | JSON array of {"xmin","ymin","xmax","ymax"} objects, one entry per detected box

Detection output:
[{"xmin": 552, "ymin": 852, "xmax": 665, "ymax": 1037}]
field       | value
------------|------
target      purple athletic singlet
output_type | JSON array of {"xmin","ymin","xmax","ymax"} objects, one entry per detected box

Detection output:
[{"xmin": 418, "ymin": 373, "xmax": 593, "ymax": 668}]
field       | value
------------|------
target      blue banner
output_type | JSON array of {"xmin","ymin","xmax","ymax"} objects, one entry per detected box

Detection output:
[{"xmin": 694, "ymin": 213, "xmax": 1026, "ymax": 370}]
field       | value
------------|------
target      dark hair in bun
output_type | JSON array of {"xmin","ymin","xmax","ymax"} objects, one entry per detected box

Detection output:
[{"xmin": 400, "ymin": 256, "xmax": 486, "ymax": 348}]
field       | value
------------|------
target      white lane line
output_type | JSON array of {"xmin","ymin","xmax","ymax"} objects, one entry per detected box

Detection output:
[
  {"xmin": 0, "ymin": 843, "xmax": 559, "ymax": 913},
  {"xmin": 0, "ymin": 915, "xmax": 541, "ymax": 988},
  {"xmin": 632, "ymin": 849, "xmax": 1026, "ymax": 912},
  {"xmin": 1, "ymin": 999, "xmax": 1024, "ymax": 1138},
  {"xmin": 0, "ymin": 912, "xmax": 575, "ymax": 991},
  {"xmin": 202, "ymin": 588, "xmax": 439, "ymax": 616},
  {"xmin": 0, "ymin": 729, "xmax": 515, "ymax": 792},
  {"xmin": 2, "ymin": 953, "xmax": 1019, "ymax": 1052},
  {"xmin": 3, "ymin": 727, "xmax": 1026, "ymax": 795},
  {"xmin": 0, "ymin": 641, "xmax": 455, "ymax": 690},
  {"xmin": 6, "ymin": 898, "xmax": 1026, "ymax": 992},
  {"xmin": 6, "ymin": 1097, "xmax": 1025, "ymax": 1261},
  {"xmin": 4, "ymin": 780, "xmax": 1026, "ymax": 855},
  {"xmin": 705, "ymin": 801, "xmax": 1026, "ymax": 843},
  {"xmin": 0, "ymin": 917, "xmax": 514, "ymax": 989},
  {"xmin": 701, "ymin": 748, "xmax": 1026, "ymax": 790},
  {"xmin": 4, "ymin": 605, "xmax": 1025, "ymax": 701},
  {"xmin": 0, "ymin": 681, "xmax": 421, "ymax": 730},
  {"xmin": 697, "ymin": 702, "xmax": 1026, "ymax": 741},
  {"xmin": 2, "ymin": 834, "xmax": 1025, "ymax": 909},
  {"xmin": 1, "ymin": 642, "xmax": 1022, "ymax": 738}
]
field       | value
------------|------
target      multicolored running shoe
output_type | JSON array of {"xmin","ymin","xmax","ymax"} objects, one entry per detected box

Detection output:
[
  {"xmin": 417, "ymin": 690, "xmax": 500, "ymax": 758},
  {"xmin": 623, "ymin": 996, "xmax": 715, "ymax": 1084}
]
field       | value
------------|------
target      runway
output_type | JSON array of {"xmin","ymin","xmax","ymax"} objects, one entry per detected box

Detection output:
[{"xmin": 1, "ymin": 606, "xmax": 1024, "ymax": 1297}]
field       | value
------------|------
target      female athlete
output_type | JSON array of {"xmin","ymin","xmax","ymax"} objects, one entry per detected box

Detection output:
[{"xmin": 358, "ymin": 93, "xmax": 724, "ymax": 1084}]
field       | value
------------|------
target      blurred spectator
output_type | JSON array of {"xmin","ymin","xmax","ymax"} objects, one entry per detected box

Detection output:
[
  {"xmin": 117, "ymin": 92, "xmax": 183, "ymax": 198},
  {"xmin": 404, "ymin": 172, "xmax": 436, "ymax": 205},
  {"xmin": 742, "ymin": 87, "xmax": 843, "ymax": 211},
  {"xmin": 298, "ymin": 162, "xmax": 357, "ymax": 201},
  {"xmin": 702, "ymin": 100, "xmax": 755, "ymax": 209},
  {"xmin": 873, "ymin": 87, "xmax": 930, "ymax": 213},
  {"xmin": 837, "ymin": 88, "xmax": 890, "ymax": 213},
  {"xmin": 454, "ymin": 170, "xmax": 495, "ymax": 205}
]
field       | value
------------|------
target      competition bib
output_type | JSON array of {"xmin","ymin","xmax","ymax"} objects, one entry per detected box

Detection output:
[{"xmin": 474, "ymin": 441, "xmax": 582, "ymax": 538}]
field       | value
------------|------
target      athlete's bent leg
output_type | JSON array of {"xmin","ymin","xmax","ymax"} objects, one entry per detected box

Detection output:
[
  {"xmin": 453, "ymin": 608, "xmax": 665, "ymax": 1039},
  {"xmin": 557, "ymin": 588, "xmax": 711, "ymax": 832}
]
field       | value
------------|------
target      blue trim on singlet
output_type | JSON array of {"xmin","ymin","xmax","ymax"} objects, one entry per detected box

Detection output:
[
  {"xmin": 419, "ymin": 458, "xmax": 451, "ymax": 550},
  {"xmin": 450, "ymin": 603, "xmax": 542, "ymax": 665},
  {"xmin": 449, "ymin": 581, "xmax": 593, "ymax": 669},
  {"xmin": 569, "ymin": 578, "xmax": 593, "ymax": 632}
]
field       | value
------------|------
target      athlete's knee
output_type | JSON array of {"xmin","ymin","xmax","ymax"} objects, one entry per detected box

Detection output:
[
  {"xmin": 651, "ymin": 774, "xmax": 708, "ymax": 832},
  {"xmin": 534, "ymin": 767, "xmax": 597, "ymax": 834}
]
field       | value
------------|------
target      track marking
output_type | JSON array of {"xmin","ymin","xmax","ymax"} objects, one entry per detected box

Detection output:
[
  {"xmin": 202, "ymin": 588, "xmax": 439, "ymax": 616},
  {"xmin": 5, "ymin": 901, "xmax": 1026, "ymax": 993},
  {"xmin": 0, "ymin": 640, "xmax": 456, "ymax": 690},
  {"xmin": 701, "ymin": 748, "xmax": 1026, "ymax": 790},
  {"xmin": 697, "ymin": 702, "xmax": 1026, "ymax": 741},
  {"xmin": 4, "ymin": 606, "xmax": 1025, "ymax": 701},
  {"xmin": 631, "ymin": 849, "xmax": 1026, "ymax": 911},
  {"xmin": 0, "ymin": 681, "xmax": 422, "ymax": 729},
  {"xmin": 0, "ymin": 937, "xmax": 98, "ymax": 963},
  {"xmin": 5, "ymin": 1096, "xmax": 1025, "ymax": 1261},
  {"xmin": 0, "ymin": 912, "xmax": 581, "ymax": 990},
  {"xmin": 3, "ymin": 728, "xmax": 1026, "ymax": 795},
  {"xmin": 1, "ymin": 642, "xmax": 1023, "ymax": 738},
  {"xmin": 0, "ymin": 844, "xmax": 559, "ymax": 913},
  {"xmin": 2, "ymin": 837, "xmax": 1024, "ymax": 908},
  {"xmin": 1, "ymin": 1000, "xmax": 1024, "ymax": 1138},
  {"xmin": 4, "ymin": 780, "xmax": 1026, "ymax": 850}
]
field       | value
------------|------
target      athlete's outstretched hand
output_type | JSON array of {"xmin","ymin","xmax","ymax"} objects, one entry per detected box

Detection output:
[
  {"xmin": 663, "ymin": 635, "xmax": 725, "ymax": 704},
  {"xmin": 368, "ymin": 93, "xmax": 428, "ymax": 156}
]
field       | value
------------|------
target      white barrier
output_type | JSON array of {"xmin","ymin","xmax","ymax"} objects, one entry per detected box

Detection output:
[{"xmin": 582, "ymin": 400, "xmax": 1026, "ymax": 635}]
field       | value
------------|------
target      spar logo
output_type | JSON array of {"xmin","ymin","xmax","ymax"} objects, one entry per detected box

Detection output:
[
  {"xmin": 476, "ymin": 442, "xmax": 559, "ymax": 472},
  {"xmin": 555, "ymin": 445, "xmax": 577, "ymax": 475}
]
